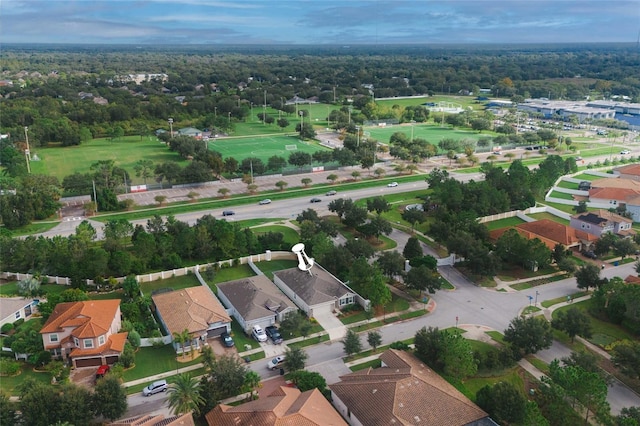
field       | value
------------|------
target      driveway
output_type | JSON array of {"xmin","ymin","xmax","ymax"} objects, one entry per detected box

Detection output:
[{"xmin": 313, "ymin": 309, "xmax": 347, "ymax": 341}]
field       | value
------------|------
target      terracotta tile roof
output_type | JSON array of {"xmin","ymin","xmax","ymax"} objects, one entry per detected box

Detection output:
[
  {"xmin": 205, "ymin": 386, "xmax": 346, "ymax": 426},
  {"xmin": 489, "ymin": 219, "xmax": 587, "ymax": 249},
  {"xmin": 217, "ymin": 276, "xmax": 296, "ymax": 322},
  {"xmin": 152, "ymin": 286, "xmax": 230, "ymax": 336},
  {"xmin": 614, "ymin": 164, "xmax": 640, "ymax": 176},
  {"xmin": 329, "ymin": 349, "xmax": 489, "ymax": 426},
  {"xmin": 69, "ymin": 331, "xmax": 128, "ymax": 358},
  {"xmin": 40, "ymin": 300, "xmax": 120, "ymax": 336},
  {"xmin": 274, "ymin": 266, "xmax": 354, "ymax": 307},
  {"xmin": 591, "ymin": 177, "xmax": 640, "ymax": 190},
  {"xmin": 624, "ymin": 275, "xmax": 640, "ymax": 284},
  {"xmin": 109, "ymin": 413, "xmax": 195, "ymax": 426},
  {"xmin": 589, "ymin": 187, "xmax": 640, "ymax": 201}
]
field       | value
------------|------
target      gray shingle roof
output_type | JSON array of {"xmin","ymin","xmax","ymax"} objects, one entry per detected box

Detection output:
[
  {"xmin": 217, "ymin": 276, "xmax": 296, "ymax": 322},
  {"xmin": 274, "ymin": 266, "xmax": 353, "ymax": 307}
]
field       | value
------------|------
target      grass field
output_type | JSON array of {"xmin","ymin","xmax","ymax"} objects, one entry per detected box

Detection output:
[
  {"xmin": 365, "ymin": 123, "xmax": 495, "ymax": 149},
  {"xmin": 208, "ymin": 135, "xmax": 331, "ymax": 165},
  {"xmin": 29, "ymin": 136, "xmax": 187, "ymax": 184},
  {"xmin": 483, "ymin": 216, "xmax": 526, "ymax": 231}
]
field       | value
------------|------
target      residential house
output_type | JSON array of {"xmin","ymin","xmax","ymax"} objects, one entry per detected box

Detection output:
[
  {"xmin": 625, "ymin": 195, "xmax": 640, "ymax": 222},
  {"xmin": 570, "ymin": 210, "xmax": 635, "ymax": 239},
  {"xmin": 0, "ymin": 297, "xmax": 38, "ymax": 328},
  {"xmin": 39, "ymin": 300, "xmax": 128, "ymax": 368},
  {"xmin": 273, "ymin": 265, "xmax": 362, "ymax": 317},
  {"xmin": 613, "ymin": 164, "xmax": 640, "ymax": 182},
  {"xmin": 590, "ymin": 177, "xmax": 640, "ymax": 190},
  {"xmin": 152, "ymin": 286, "xmax": 231, "ymax": 354},
  {"xmin": 205, "ymin": 386, "xmax": 347, "ymax": 426},
  {"xmin": 216, "ymin": 275, "xmax": 297, "ymax": 334},
  {"xmin": 109, "ymin": 413, "xmax": 194, "ymax": 426},
  {"xmin": 488, "ymin": 219, "xmax": 596, "ymax": 251},
  {"xmin": 588, "ymin": 187, "xmax": 640, "ymax": 209},
  {"xmin": 330, "ymin": 349, "xmax": 495, "ymax": 426}
]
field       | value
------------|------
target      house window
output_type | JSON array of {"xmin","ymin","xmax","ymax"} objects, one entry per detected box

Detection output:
[
  {"xmin": 339, "ymin": 296, "xmax": 354, "ymax": 306},
  {"xmin": 74, "ymin": 337, "xmax": 80, "ymax": 347},
  {"xmin": 84, "ymin": 339, "xmax": 94, "ymax": 349},
  {"xmin": 15, "ymin": 311, "xmax": 20, "ymax": 319},
  {"xmin": 99, "ymin": 335, "xmax": 106, "ymax": 346},
  {"xmin": 49, "ymin": 334, "xmax": 59, "ymax": 343}
]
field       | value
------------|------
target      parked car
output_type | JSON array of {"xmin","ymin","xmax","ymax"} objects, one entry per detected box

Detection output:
[
  {"xmin": 259, "ymin": 199, "xmax": 272, "ymax": 205},
  {"xmin": 310, "ymin": 197, "xmax": 322, "ymax": 203},
  {"xmin": 265, "ymin": 325, "xmax": 283, "ymax": 344},
  {"xmin": 387, "ymin": 182, "xmax": 398, "ymax": 187},
  {"xmin": 95, "ymin": 364, "xmax": 110, "ymax": 382},
  {"xmin": 582, "ymin": 250, "xmax": 597, "ymax": 259},
  {"xmin": 221, "ymin": 331, "xmax": 234, "ymax": 347},
  {"xmin": 252, "ymin": 325, "xmax": 267, "ymax": 342},
  {"xmin": 326, "ymin": 190, "xmax": 337, "ymax": 196},
  {"xmin": 142, "ymin": 380, "xmax": 168, "ymax": 396},
  {"xmin": 267, "ymin": 355, "xmax": 286, "ymax": 370},
  {"xmin": 222, "ymin": 210, "xmax": 235, "ymax": 216},
  {"xmin": 621, "ymin": 150, "xmax": 631, "ymax": 155}
]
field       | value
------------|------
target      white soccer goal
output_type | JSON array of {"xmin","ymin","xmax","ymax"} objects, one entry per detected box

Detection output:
[{"xmin": 285, "ymin": 144, "xmax": 298, "ymax": 151}]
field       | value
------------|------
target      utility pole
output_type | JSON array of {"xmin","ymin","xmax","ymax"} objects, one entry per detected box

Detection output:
[
  {"xmin": 263, "ymin": 90, "xmax": 267, "ymax": 125},
  {"xmin": 92, "ymin": 180, "xmax": 99, "ymax": 213},
  {"xmin": 24, "ymin": 126, "xmax": 31, "ymax": 173},
  {"xmin": 168, "ymin": 118, "xmax": 174, "ymax": 138}
]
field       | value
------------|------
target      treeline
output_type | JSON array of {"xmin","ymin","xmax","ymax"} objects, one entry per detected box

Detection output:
[
  {"xmin": 0, "ymin": 214, "xmax": 281, "ymax": 282},
  {"xmin": 425, "ymin": 156, "xmax": 575, "ymax": 276}
]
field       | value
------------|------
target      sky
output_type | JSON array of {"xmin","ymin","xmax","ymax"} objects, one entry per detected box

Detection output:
[{"xmin": 1, "ymin": 0, "xmax": 639, "ymax": 45}]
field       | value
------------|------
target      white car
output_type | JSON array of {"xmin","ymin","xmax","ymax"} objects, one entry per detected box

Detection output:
[
  {"xmin": 620, "ymin": 150, "xmax": 631, "ymax": 155},
  {"xmin": 259, "ymin": 199, "xmax": 272, "ymax": 205},
  {"xmin": 252, "ymin": 325, "xmax": 267, "ymax": 342},
  {"xmin": 387, "ymin": 182, "xmax": 398, "ymax": 187},
  {"xmin": 267, "ymin": 355, "xmax": 286, "ymax": 370}
]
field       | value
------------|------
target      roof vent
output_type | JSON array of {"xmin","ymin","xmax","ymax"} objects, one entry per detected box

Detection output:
[
  {"xmin": 372, "ymin": 389, "xmax": 377, "ymax": 394},
  {"xmin": 399, "ymin": 403, "xmax": 404, "ymax": 408},
  {"xmin": 414, "ymin": 416, "xmax": 421, "ymax": 422}
]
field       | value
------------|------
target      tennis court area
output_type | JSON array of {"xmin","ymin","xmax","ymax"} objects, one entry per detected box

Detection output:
[{"xmin": 208, "ymin": 135, "xmax": 330, "ymax": 163}]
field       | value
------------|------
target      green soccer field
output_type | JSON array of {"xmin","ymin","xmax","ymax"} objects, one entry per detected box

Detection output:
[
  {"xmin": 365, "ymin": 123, "xmax": 495, "ymax": 151},
  {"xmin": 207, "ymin": 134, "xmax": 331, "ymax": 164}
]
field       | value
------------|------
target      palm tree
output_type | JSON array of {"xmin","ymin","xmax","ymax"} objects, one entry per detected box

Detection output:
[
  {"xmin": 173, "ymin": 329, "xmax": 191, "ymax": 359},
  {"xmin": 167, "ymin": 373, "xmax": 204, "ymax": 415}
]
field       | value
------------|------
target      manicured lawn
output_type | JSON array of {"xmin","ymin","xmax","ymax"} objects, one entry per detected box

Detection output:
[
  {"xmin": 555, "ymin": 180, "xmax": 579, "ymax": 190},
  {"xmin": 140, "ymin": 274, "xmax": 201, "ymax": 297},
  {"xmin": 254, "ymin": 259, "xmax": 297, "ymax": 280},
  {"xmin": 211, "ymin": 264, "xmax": 256, "ymax": 284},
  {"xmin": 349, "ymin": 358, "xmax": 382, "ymax": 372},
  {"xmin": 486, "ymin": 331, "xmax": 505, "ymax": 344},
  {"xmin": 0, "ymin": 282, "xmax": 70, "ymax": 297},
  {"xmin": 89, "ymin": 290, "xmax": 125, "ymax": 301},
  {"xmin": 462, "ymin": 368, "xmax": 525, "ymax": 402},
  {"xmin": 367, "ymin": 123, "xmax": 494, "ymax": 152},
  {"xmin": 230, "ymin": 319, "xmax": 261, "ymax": 351},
  {"xmin": 483, "ymin": 216, "xmax": 526, "ymax": 231},
  {"xmin": 287, "ymin": 334, "xmax": 330, "ymax": 349},
  {"xmin": 540, "ymin": 291, "xmax": 588, "ymax": 308},
  {"xmin": 552, "ymin": 299, "xmax": 637, "ymax": 347},
  {"xmin": 0, "ymin": 364, "xmax": 53, "ymax": 395},
  {"xmin": 548, "ymin": 190, "xmax": 575, "ymax": 201},
  {"xmin": 252, "ymin": 225, "xmax": 300, "ymax": 248},
  {"xmin": 122, "ymin": 344, "xmax": 202, "ymax": 382},
  {"xmin": 526, "ymin": 211, "xmax": 569, "ymax": 225},
  {"xmin": 4, "ymin": 221, "xmax": 60, "ymax": 237},
  {"xmin": 540, "ymin": 201, "xmax": 577, "ymax": 214}
]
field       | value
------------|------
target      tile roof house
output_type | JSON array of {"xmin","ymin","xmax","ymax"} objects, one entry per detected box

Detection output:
[
  {"xmin": 205, "ymin": 386, "xmax": 347, "ymax": 426},
  {"xmin": 152, "ymin": 286, "xmax": 231, "ymax": 355},
  {"xmin": 273, "ymin": 265, "xmax": 361, "ymax": 317},
  {"xmin": 0, "ymin": 297, "xmax": 38, "ymax": 328},
  {"xmin": 39, "ymin": 300, "xmax": 128, "ymax": 368},
  {"xmin": 588, "ymin": 187, "xmax": 640, "ymax": 208},
  {"xmin": 330, "ymin": 349, "xmax": 495, "ymax": 426},
  {"xmin": 570, "ymin": 209, "xmax": 635, "ymax": 238},
  {"xmin": 613, "ymin": 164, "xmax": 640, "ymax": 182},
  {"xmin": 109, "ymin": 413, "xmax": 194, "ymax": 426},
  {"xmin": 590, "ymin": 177, "xmax": 640, "ymax": 190},
  {"xmin": 623, "ymin": 195, "xmax": 640, "ymax": 223},
  {"xmin": 216, "ymin": 275, "xmax": 297, "ymax": 334},
  {"xmin": 488, "ymin": 219, "xmax": 596, "ymax": 251}
]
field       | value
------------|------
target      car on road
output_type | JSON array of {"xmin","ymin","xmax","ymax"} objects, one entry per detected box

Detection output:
[
  {"xmin": 387, "ymin": 182, "xmax": 398, "ymax": 187},
  {"xmin": 310, "ymin": 197, "xmax": 322, "ymax": 203},
  {"xmin": 267, "ymin": 355, "xmax": 286, "ymax": 370},
  {"xmin": 222, "ymin": 210, "xmax": 235, "ymax": 216},
  {"xmin": 259, "ymin": 199, "xmax": 272, "ymax": 205},
  {"xmin": 326, "ymin": 190, "xmax": 337, "ymax": 196},
  {"xmin": 265, "ymin": 325, "xmax": 283, "ymax": 344},
  {"xmin": 142, "ymin": 380, "xmax": 168, "ymax": 396},
  {"xmin": 252, "ymin": 325, "xmax": 267, "ymax": 342},
  {"xmin": 621, "ymin": 150, "xmax": 631, "ymax": 155},
  {"xmin": 221, "ymin": 331, "xmax": 234, "ymax": 347}
]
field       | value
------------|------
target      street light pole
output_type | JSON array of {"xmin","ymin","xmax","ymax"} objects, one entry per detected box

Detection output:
[
  {"xmin": 24, "ymin": 126, "xmax": 31, "ymax": 173},
  {"xmin": 168, "ymin": 118, "xmax": 174, "ymax": 138},
  {"xmin": 356, "ymin": 126, "xmax": 360, "ymax": 147},
  {"xmin": 535, "ymin": 291, "xmax": 540, "ymax": 306}
]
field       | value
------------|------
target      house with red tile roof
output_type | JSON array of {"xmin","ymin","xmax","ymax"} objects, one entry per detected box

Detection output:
[
  {"xmin": 588, "ymin": 187, "xmax": 640, "ymax": 209},
  {"xmin": 205, "ymin": 386, "xmax": 346, "ymax": 426},
  {"xmin": 613, "ymin": 164, "xmax": 640, "ymax": 182},
  {"xmin": 329, "ymin": 349, "xmax": 496, "ymax": 426},
  {"xmin": 570, "ymin": 210, "xmax": 635, "ymax": 239},
  {"xmin": 590, "ymin": 177, "xmax": 640, "ymax": 190},
  {"xmin": 152, "ymin": 286, "xmax": 231, "ymax": 355},
  {"xmin": 39, "ymin": 300, "xmax": 128, "ymax": 368},
  {"xmin": 488, "ymin": 219, "xmax": 596, "ymax": 251},
  {"xmin": 109, "ymin": 413, "xmax": 194, "ymax": 426}
]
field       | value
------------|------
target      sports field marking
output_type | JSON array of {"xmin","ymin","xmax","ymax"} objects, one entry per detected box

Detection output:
[{"xmin": 285, "ymin": 144, "xmax": 298, "ymax": 151}]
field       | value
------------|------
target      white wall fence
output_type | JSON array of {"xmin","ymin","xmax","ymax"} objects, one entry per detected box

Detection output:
[{"xmin": 0, "ymin": 251, "xmax": 297, "ymax": 288}]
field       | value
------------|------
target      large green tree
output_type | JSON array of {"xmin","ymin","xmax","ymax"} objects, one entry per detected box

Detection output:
[
  {"xmin": 503, "ymin": 316, "xmax": 553, "ymax": 358},
  {"xmin": 551, "ymin": 307, "xmax": 593, "ymax": 343}
]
